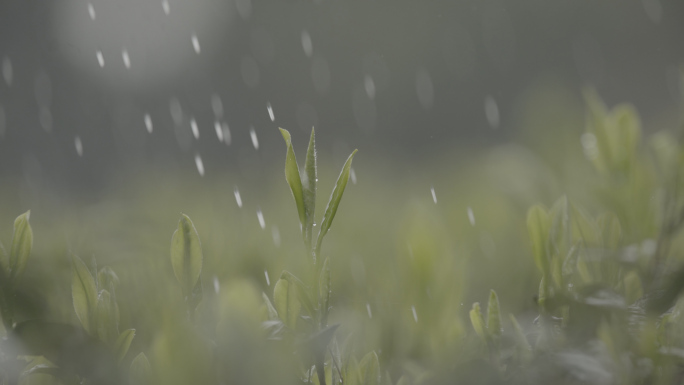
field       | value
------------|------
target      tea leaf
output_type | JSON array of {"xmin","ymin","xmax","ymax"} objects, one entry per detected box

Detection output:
[
  {"xmin": 95, "ymin": 290, "xmax": 117, "ymax": 343},
  {"xmin": 486, "ymin": 290, "xmax": 502, "ymax": 338},
  {"xmin": 303, "ymin": 128, "xmax": 317, "ymax": 247},
  {"xmin": 130, "ymin": 352, "xmax": 151, "ymax": 385},
  {"xmin": 9, "ymin": 210, "xmax": 32, "ymax": 280},
  {"xmin": 114, "ymin": 328, "xmax": 135, "ymax": 363},
  {"xmin": 279, "ymin": 128, "xmax": 307, "ymax": 237},
  {"xmin": 280, "ymin": 270, "xmax": 316, "ymax": 317},
  {"xmin": 273, "ymin": 278, "xmax": 301, "ymax": 329},
  {"xmin": 469, "ymin": 302, "xmax": 487, "ymax": 340},
  {"xmin": 359, "ymin": 351, "xmax": 380, "ymax": 385},
  {"xmin": 72, "ymin": 255, "xmax": 97, "ymax": 334},
  {"xmin": 315, "ymin": 149, "xmax": 358, "ymax": 255},
  {"xmin": 170, "ymin": 214, "xmax": 203, "ymax": 296}
]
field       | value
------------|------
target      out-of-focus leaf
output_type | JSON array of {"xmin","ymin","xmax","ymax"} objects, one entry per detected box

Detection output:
[
  {"xmin": 72, "ymin": 255, "xmax": 97, "ymax": 334},
  {"xmin": 646, "ymin": 265, "xmax": 684, "ymax": 314},
  {"xmin": 9, "ymin": 210, "xmax": 32, "ymax": 280},
  {"xmin": 0, "ymin": 240, "xmax": 7, "ymax": 276},
  {"xmin": 273, "ymin": 277, "xmax": 301, "ymax": 329},
  {"xmin": 319, "ymin": 257, "xmax": 331, "ymax": 326},
  {"xmin": 549, "ymin": 196, "xmax": 570, "ymax": 257},
  {"xmin": 303, "ymin": 128, "xmax": 317, "ymax": 248},
  {"xmin": 297, "ymin": 324, "xmax": 340, "ymax": 367},
  {"xmin": 359, "ymin": 351, "xmax": 380, "ymax": 385},
  {"xmin": 343, "ymin": 356, "xmax": 361, "ymax": 385},
  {"xmin": 315, "ymin": 149, "xmax": 358, "ymax": 255},
  {"xmin": 279, "ymin": 128, "xmax": 307, "ymax": 236},
  {"xmin": 469, "ymin": 302, "xmax": 487, "ymax": 340},
  {"xmin": 596, "ymin": 212, "xmax": 622, "ymax": 250},
  {"xmin": 396, "ymin": 375, "xmax": 411, "ymax": 385},
  {"xmin": 280, "ymin": 270, "xmax": 316, "ymax": 317},
  {"xmin": 114, "ymin": 329, "xmax": 135, "ymax": 363},
  {"xmin": 580, "ymin": 285, "xmax": 626, "ymax": 310},
  {"xmin": 262, "ymin": 292, "xmax": 279, "ymax": 320},
  {"xmin": 486, "ymin": 290, "xmax": 502, "ymax": 338},
  {"xmin": 608, "ymin": 104, "xmax": 641, "ymax": 171},
  {"xmin": 583, "ymin": 87, "xmax": 611, "ymax": 173},
  {"xmin": 527, "ymin": 205, "xmax": 550, "ymax": 278},
  {"xmin": 170, "ymin": 214, "xmax": 203, "ymax": 296},
  {"xmin": 623, "ymin": 271, "xmax": 643, "ymax": 305},
  {"xmin": 97, "ymin": 266, "xmax": 120, "ymax": 291},
  {"xmin": 509, "ymin": 314, "xmax": 532, "ymax": 358},
  {"xmin": 95, "ymin": 290, "xmax": 117, "ymax": 343},
  {"xmin": 129, "ymin": 352, "xmax": 151, "ymax": 385},
  {"xmin": 570, "ymin": 203, "xmax": 599, "ymax": 246}
]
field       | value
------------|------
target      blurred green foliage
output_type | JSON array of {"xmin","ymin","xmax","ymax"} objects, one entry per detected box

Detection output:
[{"xmin": 1, "ymin": 86, "xmax": 684, "ymax": 385}]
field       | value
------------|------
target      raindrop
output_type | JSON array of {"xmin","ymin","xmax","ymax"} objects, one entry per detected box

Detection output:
[
  {"xmin": 484, "ymin": 96, "xmax": 499, "ymax": 128},
  {"xmin": 250, "ymin": 127, "xmax": 259, "ymax": 150},
  {"xmin": 191, "ymin": 34, "xmax": 201, "ymax": 54},
  {"xmin": 301, "ymin": 30, "xmax": 313, "ymax": 57},
  {"xmin": 74, "ymin": 136, "xmax": 83, "ymax": 157},
  {"xmin": 430, "ymin": 186, "xmax": 437, "ymax": 204},
  {"xmin": 467, "ymin": 207, "xmax": 475, "ymax": 226},
  {"xmin": 366, "ymin": 303, "xmax": 372, "ymax": 318},
  {"xmin": 144, "ymin": 113, "xmax": 153, "ymax": 133},
  {"xmin": 267, "ymin": 102, "xmax": 275, "ymax": 121},
  {"xmin": 190, "ymin": 118, "xmax": 199, "ymax": 139},
  {"xmin": 222, "ymin": 123, "xmax": 231, "ymax": 145},
  {"xmin": 39, "ymin": 107, "xmax": 52, "ymax": 132},
  {"xmin": 311, "ymin": 56, "xmax": 330, "ymax": 95},
  {"xmin": 213, "ymin": 276, "xmax": 220, "ymax": 293},
  {"xmin": 411, "ymin": 306, "xmax": 418, "ymax": 323},
  {"xmin": 364, "ymin": 75, "xmax": 376, "ymax": 99},
  {"xmin": 96, "ymin": 51, "xmax": 105, "ymax": 67},
  {"xmin": 234, "ymin": 186, "xmax": 243, "ymax": 208},
  {"xmin": 162, "ymin": 0, "xmax": 170, "ymax": 14},
  {"xmin": 214, "ymin": 121, "xmax": 224, "ymax": 141},
  {"xmin": 235, "ymin": 0, "xmax": 251, "ymax": 19},
  {"xmin": 211, "ymin": 94, "xmax": 223, "ymax": 118},
  {"xmin": 350, "ymin": 168, "xmax": 357, "ymax": 184},
  {"xmin": 0, "ymin": 104, "xmax": 6, "ymax": 138},
  {"xmin": 195, "ymin": 154, "xmax": 205, "ymax": 176},
  {"xmin": 122, "ymin": 49, "xmax": 131, "ymax": 69},
  {"xmin": 272, "ymin": 225, "xmax": 281, "ymax": 247},
  {"xmin": 264, "ymin": 270, "xmax": 271, "ymax": 286},
  {"xmin": 416, "ymin": 68, "xmax": 434, "ymax": 109},
  {"xmin": 240, "ymin": 56, "xmax": 260, "ymax": 88},
  {"xmin": 257, "ymin": 207, "xmax": 266, "ymax": 229},
  {"xmin": 87, "ymin": 3, "xmax": 96, "ymax": 20},
  {"xmin": 643, "ymin": 0, "xmax": 662, "ymax": 23},
  {"xmin": 2, "ymin": 57, "xmax": 12, "ymax": 86},
  {"xmin": 169, "ymin": 98, "xmax": 183, "ymax": 125}
]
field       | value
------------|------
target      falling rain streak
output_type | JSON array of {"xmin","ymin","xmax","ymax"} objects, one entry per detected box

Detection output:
[
  {"xmin": 74, "ymin": 136, "xmax": 83, "ymax": 157},
  {"xmin": 250, "ymin": 127, "xmax": 259, "ymax": 150},
  {"xmin": 484, "ymin": 96, "xmax": 500, "ymax": 128},
  {"xmin": 96, "ymin": 51, "xmax": 104, "ymax": 67},
  {"xmin": 122, "ymin": 50, "xmax": 131, "ymax": 69},
  {"xmin": 431, "ymin": 186, "xmax": 437, "ymax": 204},
  {"xmin": 257, "ymin": 208, "xmax": 265, "ymax": 229},
  {"xmin": 190, "ymin": 119, "xmax": 199, "ymax": 139},
  {"xmin": 192, "ymin": 34, "xmax": 201, "ymax": 54},
  {"xmin": 222, "ymin": 123, "xmax": 231, "ymax": 145},
  {"xmin": 2, "ymin": 57, "xmax": 12, "ymax": 86},
  {"xmin": 367, "ymin": 303, "xmax": 372, "ymax": 319},
  {"xmin": 350, "ymin": 168, "xmax": 357, "ymax": 184},
  {"xmin": 213, "ymin": 276, "xmax": 220, "ymax": 293},
  {"xmin": 162, "ymin": 0, "xmax": 170, "ymax": 15},
  {"xmin": 214, "ymin": 121, "xmax": 223, "ymax": 141},
  {"xmin": 87, "ymin": 3, "xmax": 95, "ymax": 20},
  {"xmin": 234, "ymin": 187, "xmax": 243, "ymax": 208},
  {"xmin": 467, "ymin": 207, "xmax": 475, "ymax": 226},
  {"xmin": 272, "ymin": 225, "xmax": 281, "ymax": 247},
  {"xmin": 264, "ymin": 270, "xmax": 271, "ymax": 286},
  {"xmin": 144, "ymin": 114, "xmax": 153, "ymax": 133},
  {"xmin": 301, "ymin": 31, "xmax": 313, "ymax": 57},
  {"xmin": 412, "ymin": 306, "xmax": 418, "ymax": 322},
  {"xmin": 267, "ymin": 102, "xmax": 275, "ymax": 121},
  {"xmin": 195, "ymin": 154, "xmax": 204, "ymax": 176}
]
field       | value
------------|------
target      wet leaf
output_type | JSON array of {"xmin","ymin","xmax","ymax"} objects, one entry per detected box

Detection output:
[
  {"xmin": 359, "ymin": 351, "xmax": 380, "ymax": 385},
  {"xmin": 273, "ymin": 277, "xmax": 301, "ymax": 329},
  {"xmin": 469, "ymin": 302, "xmax": 487, "ymax": 340},
  {"xmin": 279, "ymin": 128, "xmax": 307, "ymax": 236},
  {"xmin": 72, "ymin": 255, "xmax": 97, "ymax": 334},
  {"xmin": 114, "ymin": 328, "xmax": 135, "ymax": 363},
  {"xmin": 486, "ymin": 290, "xmax": 502, "ymax": 338},
  {"xmin": 170, "ymin": 214, "xmax": 203, "ymax": 296},
  {"xmin": 129, "ymin": 352, "xmax": 151, "ymax": 385},
  {"xmin": 95, "ymin": 290, "xmax": 117, "ymax": 343},
  {"xmin": 315, "ymin": 149, "xmax": 358, "ymax": 255},
  {"xmin": 9, "ymin": 210, "xmax": 32, "ymax": 280},
  {"xmin": 303, "ymin": 128, "xmax": 317, "ymax": 247}
]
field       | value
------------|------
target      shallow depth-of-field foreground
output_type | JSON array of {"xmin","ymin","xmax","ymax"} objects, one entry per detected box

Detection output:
[{"xmin": 2, "ymin": 91, "xmax": 684, "ymax": 385}]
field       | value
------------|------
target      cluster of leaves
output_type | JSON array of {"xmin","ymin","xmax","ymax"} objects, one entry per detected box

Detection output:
[{"xmin": 465, "ymin": 90, "xmax": 684, "ymax": 385}]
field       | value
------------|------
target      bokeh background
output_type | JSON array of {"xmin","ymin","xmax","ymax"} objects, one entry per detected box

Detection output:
[{"xmin": 0, "ymin": 0, "xmax": 683, "ymax": 380}]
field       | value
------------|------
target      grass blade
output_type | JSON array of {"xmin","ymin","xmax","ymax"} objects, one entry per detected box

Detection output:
[
  {"xmin": 315, "ymin": 149, "xmax": 358, "ymax": 255},
  {"xmin": 9, "ymin": 210, "xmax": 32, "ymax": 280},
  {"xmin": 71, "ymin": 255, "xmax": 97, "ymax": 334},
  {"xmin": 303, "ymin": 128, "xmax": 317, "ymax": 248},
  {"xmin": 486, "ymin": 290, "xmax": 502, "ymax": 338},
  {"xmin": 170, "ymin": 214, "xmax": 203, "ymax": 296},
  {"xmin": 279, "ymin": 128, "xmax": 307, "ymax": 238}
]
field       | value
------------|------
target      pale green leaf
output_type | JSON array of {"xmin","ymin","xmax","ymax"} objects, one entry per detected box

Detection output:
[
  {"xmin": 315, "ymin": 149, "xmax": 358, "ymax": 255},
  {"xmin": 359, "ymin": 351, "xmax": 380, "ymax": 385},
  {"xmin": 280, "ymin": 270, "xmax": 316, "ymax": 317},
  {"xmin": 95, "ymin": 290, "xmax": 117, "ymax": 343},
  {"xmin": 469, "ymin": 302, "xmax": 487, "ymax": 340},
  {"xmin": 170, "ymin": 214, "xmax": 203, "ymax": 296},
  {"xmin": 344, "ymin": 356, "xmax": 362, "ymax": 385},
  {"xmin": 279, "ymin": 128, "xmax": 307, "ymax": 236},
  {"xmin": 486, "ymin": 290, "xmax": 502, "ymax": 338},
  {"xmin": 9, "ymin": 210, "xmax": 33, "ymax": 280},
  {"xmin": 527, "ymin": 205, "xmax": 550, "ymax": 277},
  {"xmin": 114, "ymin": 329, "xmax": 135, "ymax": 363},
  {"xmin": 273, "ymin": 278, "xmax": 301, "ymax": 329},
  {"xmin": 509, "ymin": 314, "xmax": 532, "ymax": 358},
  {"xmin": 72, "ymin": 255, "xmax": 97, "ymax": 333},
  {"xmin": 129, "ymin": 352, "xmax": 151, "ymax": 385},
  {"xmin": 623, "ymin": 270, "xmax": 643, "ymax": 305},
  {"xmin": 303, "ymin": 127, "xmax": 317, "ymax": 248}
]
